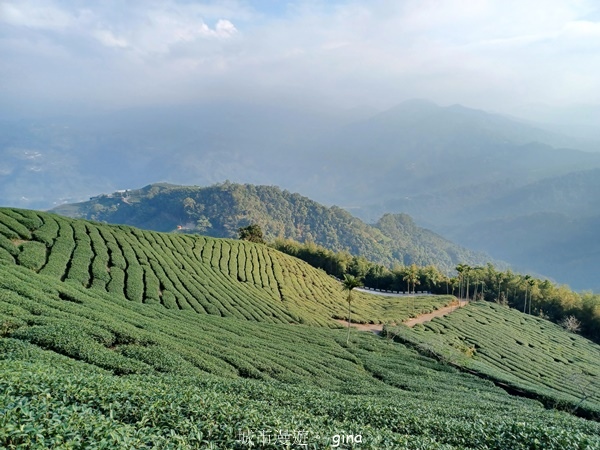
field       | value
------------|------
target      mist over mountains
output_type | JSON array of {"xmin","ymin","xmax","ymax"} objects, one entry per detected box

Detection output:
[{"xmin": 2, "ymin": 99, "xmax": 600, "ymax": 290}]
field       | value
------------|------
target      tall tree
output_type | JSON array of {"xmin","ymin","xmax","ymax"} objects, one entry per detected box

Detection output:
[
  {"xmin": 238, "ymin": 224, "xmax": 265, "ymax": 244},
  {"xmin": 495, "ymin": 272, "xmax": 504, "ymax": 303},
  {"xmin": 422, "ymin": 265, "xmax": 441, "ymax": 293},
  {"xmin": 455, "ymin": 264, "xmax": 469, "ymax": 299},
  {"xmin": 455, "ymin": 264, "xmax": 472, "ymax": 301},
  {"xmin": 342, "ymin": 274, "xmax": 363, "ymax": 344},
  {"xmin": 403, "ymin": 263, "xmax": 420, "ymax": 294},
  {"xmin": 528, "ymin": 278, "xmax": 536, "ymax": 314},
  {"xmin": 470, "ymin": 267, "xmax": 484, "ymax": 301},
  {"xmin": 522, "ymin": 275, "xmax": 532, "ymax": 313},
  {"xmin": 464, "ymin": 265, "xmax": 472, "ymax": 301},
  {"xmin": 403, "ymin": 264, "xmax": 421, "ymax": 314}
]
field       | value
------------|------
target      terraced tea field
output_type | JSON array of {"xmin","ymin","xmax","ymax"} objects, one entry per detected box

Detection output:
[
  {"xmin": 0, "ymin": 208, "xmax": 451, "ymax": 326},
  {"xmin": 2, "ymin": 263, "xmax": 600, "ymax": 448},
  {"xmin": 389, "ymin": 302, "xmax": 600, "ymax": 418},
  {"xmin": 1, "ymin": 262, "xmax": 415, "ymax": 384},
  {"xmin": 2, "ymin": 207, "xmax": 600, "ymax": 448}
]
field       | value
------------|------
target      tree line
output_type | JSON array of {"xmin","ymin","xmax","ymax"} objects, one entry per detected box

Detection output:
[{"xmin": 271, "ymin": 238, "xmax": 600, "ymax": 343}]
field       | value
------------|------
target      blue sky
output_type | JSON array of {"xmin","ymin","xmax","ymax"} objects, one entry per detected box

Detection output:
[{"xmin": 2, "ymin": 0, "xmax": 600, "ymax": 118}]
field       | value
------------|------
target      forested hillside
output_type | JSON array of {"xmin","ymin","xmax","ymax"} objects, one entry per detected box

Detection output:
[
  {"xmin": 439, "ymin": 169, "xmax": 600, "ymax": 291},
  {"xmin": 53, "ymin": 182, "xmax": 498, "ymax": 274}
]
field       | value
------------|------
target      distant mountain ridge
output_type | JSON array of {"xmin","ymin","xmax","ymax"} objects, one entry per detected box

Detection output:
[
  {"xmin": 52, "ymin": 182, "xmax": 500, "ymax": 274},
  {"xmin": 4, "ymin": 98, "xmax": 600, "ymax": 289},
  {"xmin": 296, "ymin": 99, "xmax": 600, "ymax": 211},
  {"xmin": 3, "ymin": 98, "xmax": 598, "ymax": 211}
]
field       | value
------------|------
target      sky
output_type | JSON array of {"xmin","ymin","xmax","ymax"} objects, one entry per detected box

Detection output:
[{"xmin": 2, "ymin": 0, "xmax": 600, "ymax": 118}]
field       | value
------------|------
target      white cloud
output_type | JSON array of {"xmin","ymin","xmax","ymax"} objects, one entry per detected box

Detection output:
[
  {"xmin": 0, "ymin": 1, "xmax": 74, "ymax": 30},
  {"xmin": 215, "ymin": 19, "xmax": 237, "ymax": 38},
  {"xmin": 93, "ymin": 30, "xmax": 129, "ymax": 49},
  {"xmin": 3, "ymin": 0, "xmax": 600, "ymax": 115},
  {"xmin": 563, "ymin": 20, "xmax": 600, "ymax": 37}
]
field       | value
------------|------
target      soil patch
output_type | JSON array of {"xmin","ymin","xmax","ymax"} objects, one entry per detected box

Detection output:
[{"xmin": 337, "ymin": 300, "xmax": 469, "ymax": 333}]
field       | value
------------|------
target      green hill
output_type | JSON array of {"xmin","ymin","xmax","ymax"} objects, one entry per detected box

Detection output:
[
  {"xmin": 52, "ymin": 182, "xmax": 500, "ymax": 274},
  {"xmin": 0, "ymin": 207, "xmax": 451, "ymax": 326},
  {"xmin": 1, "ymin": 208, "xmax": 600, "ymax": 448}
]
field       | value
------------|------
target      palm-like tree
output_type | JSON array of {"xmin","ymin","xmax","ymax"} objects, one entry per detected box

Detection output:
[
  {"xmin": 342, "ymin": 274, "xmax": 363, "ymax": 344},
  {"xmin": 422, "ymin": 265, "xmax": 440, "ymax": 293},
  {"xmin": 527, "ymin": 278, "xmax": 536, "ymax": 314},
  {"xmin": 522, "ymin": 275, "xmax": 532, "ymax": 313},
  {"xmin": 455, "ymin": 264, "xmax": 469, "ymax": 300},
  {"xmin": 402, "ymin": 264, "xmax": 421, "ymax": 315},
  {"xmin": 494, "ymin": 272, "xmax": 504, "ymax": 303},
  {"xmin": 403, "ymin": 264, "xmax": 420, "ymax": 294},
  {"xmin": 463, "ymin": 265, "xmax": 472, "ymax": 301},
  {"xmin": 470, "ymin": 266, "xmax": 484, "ymax": 301}
]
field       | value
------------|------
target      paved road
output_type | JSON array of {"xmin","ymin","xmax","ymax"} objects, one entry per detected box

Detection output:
[{"xmin": 355, "ymin": 287, "xmax": 432, "ymax": 298}]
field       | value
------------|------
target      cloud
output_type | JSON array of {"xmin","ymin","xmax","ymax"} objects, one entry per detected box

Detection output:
[
  {"xmin": 215, "ymin": 19, "xmax": 237, "ymax": 37},
  {"xmin": 0, "ymin": 1, "xmax": 74, "ymax": 30},
  {"xmin": 2, "ymin": 0, "xmax": 600, "ymax": 116},
  {"xmin": 563, "ymin": 20, "xmax": 600, "ymax": 37},
  {"xmin": 93, "ymin": 29, "xmax": 129, "ymax": 49}
]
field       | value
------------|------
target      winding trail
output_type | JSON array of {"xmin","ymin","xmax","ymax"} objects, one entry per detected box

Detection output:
[
  {"xmin": 337, "ymin": 299, "xmax": 469, "ymax": 334},
  {"xmin": 403, "ymin": 300, "xmax": 469, "ymax": 327}
]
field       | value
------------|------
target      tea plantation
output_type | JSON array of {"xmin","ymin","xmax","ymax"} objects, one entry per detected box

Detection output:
[
  {"xmin": 1, "ymin": 208, "xmax": 600, "ymax": 448},
  {"xmin": 0, "ymin": 208, "xmax": 450, "ymax": 326},
  {"xmin": 388, "ymin": 302, "xmax": 600, "ymax": 418}
]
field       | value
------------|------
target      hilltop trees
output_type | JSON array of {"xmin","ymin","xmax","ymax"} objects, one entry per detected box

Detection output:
[
  {"xmin": 421, "ymin": 265, "xmax": 441, "ymax": 293},
  {"xmin": 238, "ymin": 224, "xmax": 265, "ymax": 244},
  {"xmin": 272, "ymin": 238, "xmax": 352, "ymax": 277}
]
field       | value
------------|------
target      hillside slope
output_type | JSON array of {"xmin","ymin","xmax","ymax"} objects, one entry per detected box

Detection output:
[
  {"xmin": 440, "ymin": 169, "xmax": 600, "ymax": 290},
  {"xmin": 3, "ymin": 263, "xmax": 599, "ymax": 448},
  {"xmin": 389, "ymin": 302, "xmax": 600, "ymax": 418},
  {"xmin": 1, "ymin": 208, "xmax": 600, "ymax": 447},
  {"xmin": 0, "ymin": 207, "xmax": 452, "ymax": 326},
  {"xmin": 297, "ymin": 99, "xmax": 600, "ymax": 211},
  {"xmin": 52, "ymin": 182, "xmax": 500, "ymax": 273}
]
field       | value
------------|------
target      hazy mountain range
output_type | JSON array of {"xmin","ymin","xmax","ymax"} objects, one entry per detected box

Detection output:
[{"xmin": 3, "ymin": 99, "xmax": 600, "ymax": 290}]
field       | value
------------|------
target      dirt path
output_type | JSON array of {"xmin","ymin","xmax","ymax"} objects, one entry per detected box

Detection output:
[
  {"xmin": 403, "ymin": 300, "xmax": 469, "ymax": 327},
  {"xmin": 336, "ymin": 300, "xmax": 469, "ymax": 334}
]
